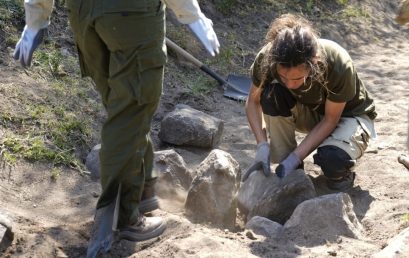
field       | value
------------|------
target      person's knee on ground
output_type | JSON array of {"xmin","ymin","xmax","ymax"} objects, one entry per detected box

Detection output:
[
  {"xmin": 313, "ymin": 145, "xmax": 357, "ymax": 190},
  {"xmin": 313, "ymin": 145, "xmax": 356, "ymax": 179}
]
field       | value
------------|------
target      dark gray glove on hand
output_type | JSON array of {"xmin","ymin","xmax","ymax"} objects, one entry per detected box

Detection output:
[
  {"xmin": 242, "ymin": 142, "xmax": 271, "ymax": 182},
  {"xmin": 275, "ymin": 152, "xmax": 301, "ymax": 178},
  {"xmin": 13, "ymin": 25, "xmax": 47, "ymax": 68}
]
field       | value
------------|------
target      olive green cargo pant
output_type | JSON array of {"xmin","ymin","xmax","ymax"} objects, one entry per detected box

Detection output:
[
  {"xmin": 66, "ymin": 0, "xmax": 166, "ymax": 227},
  {"xmin": 263, "ymin": 102, "xmax": 376, "ymax": 163}
]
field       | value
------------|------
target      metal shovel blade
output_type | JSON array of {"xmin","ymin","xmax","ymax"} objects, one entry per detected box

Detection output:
[{"xmin": 224, "ymin": 75, "xmax": 252, "ymax": 101}]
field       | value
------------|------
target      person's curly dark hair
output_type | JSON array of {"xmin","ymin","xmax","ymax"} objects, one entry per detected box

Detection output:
[{"xmin": 258, "ymin": 14, "xmax": 328, "ymax": 91}]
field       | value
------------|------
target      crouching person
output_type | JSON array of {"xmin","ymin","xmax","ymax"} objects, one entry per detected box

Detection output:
[{"xmin": 243, "ymin": 14, "xmax": 376, "ymax": 191}]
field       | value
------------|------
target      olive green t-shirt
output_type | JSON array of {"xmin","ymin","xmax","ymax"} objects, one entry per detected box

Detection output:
[{"xmin": 250, "ymin": 39, "xmax": 377, "ymax": 119}]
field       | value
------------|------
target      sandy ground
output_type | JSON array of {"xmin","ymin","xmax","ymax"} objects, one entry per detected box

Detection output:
[{"xmin": 1, "ymin": 2, "xmax": 409, "ymax": 258}]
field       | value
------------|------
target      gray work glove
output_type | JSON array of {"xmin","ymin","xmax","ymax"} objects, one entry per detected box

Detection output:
[
  {"xmin": 275, "ymin": 152, "xmax": 301, "ymax": 178},
  {"xmin": 242, "ymin": 142, "xmax": 271, "ymax": 182},
  {"xmin": 13, "ymin": 25, "xmax": 47, "ymax": 68}
]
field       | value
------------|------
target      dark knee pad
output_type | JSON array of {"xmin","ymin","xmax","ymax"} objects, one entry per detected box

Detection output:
[{"xmin": 313, "ymin": 145, "xmax": 356, "ymax": 179}]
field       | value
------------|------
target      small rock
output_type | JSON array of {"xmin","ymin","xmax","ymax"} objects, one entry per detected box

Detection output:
[
  {"xmin": 85, "ymin": 144, "xmax": 101, "ymax": 180},
  {"xmin": 245, "ymin": 216, "xmax": 283, "ymax": 238},
  {"xmin": 91, "ymin": 192, "xmax": 99, "ymax": 198},
  {"xmin": 245, "ymin": 230, "xmax": 257, "ymax": 240},
  {"xmin": 365, "ymin": 149, "xmax": 378, "ymax": 154},
  {"xmin": 56, "ymin": 247, "xmax": 69, "ymax": 258},
  {"xmin": 328, "ymin": 250, "xmax": 337, "ymax": 256},
  {"xmin": 398, "ymin": 154, "xmax": 409, "ymax": 170},
  {"xmin": 159, "ymin": 104, "xmax": 224, "ymax": 148}
]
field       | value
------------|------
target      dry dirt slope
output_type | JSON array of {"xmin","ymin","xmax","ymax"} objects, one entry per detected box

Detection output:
[{"xmin": 1, "ymin": 0, "xmax": 409, "ymax": 257}]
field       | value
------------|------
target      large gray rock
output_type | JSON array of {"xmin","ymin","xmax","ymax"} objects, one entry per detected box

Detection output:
[
  {"xmin": 283, "ymin": 193, "xmax": 363, "ymax": 245},
  {"xmin": 372, "ymin": 226, "xmax": 409, "ymax": 258},
  {"xmin": 185, "ymin": 149, "xmax": 240, "ymax": 229},
  {"xmin": 85, "ymin": 146, "xmax": 193, "ymax": 189},
  {"xmin": 245, "ymin": 216, "xmax": 283, "ymax": 238},
  {"xmin": 85, "ymin": 144, "xmax": 101, "ymax": 180},
  {"xmin": 158, "ymin": 104, "xmax": 224, "ymax": 148},
  {"xmin": 154, "ymin": 149, "xmax": 193, "ymax": 190},
  {"xmin": 0, "ymin": 211, "xmax": 14, "ymax": 252},
  {"xmin": 238, "ymin": 169, "xmax": 316, "ymax": 224}
]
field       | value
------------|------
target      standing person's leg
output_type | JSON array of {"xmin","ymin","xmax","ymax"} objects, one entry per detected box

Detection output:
[
  {"xmin": 93, "ymin": 0, "xmax": 166, "ymax": 229},
  {"xmin": 67, "ymin": 0, "xmax": 160, "ymax": 214},
  {"xmin": 313, "ymin": 115, "xmax": 375, "ymax": 190},
  {"xmin": 67, "ymin": 0, "xmax": 166, "ymax": 248},
  {"xmin": 66, "ymin": 1, "xmax": 117, "ymax": 257}
]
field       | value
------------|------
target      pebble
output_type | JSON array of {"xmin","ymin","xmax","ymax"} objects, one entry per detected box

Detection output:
[{"xmin": 245, "ymin": 230, "xmax": 257, "ymax": 240}]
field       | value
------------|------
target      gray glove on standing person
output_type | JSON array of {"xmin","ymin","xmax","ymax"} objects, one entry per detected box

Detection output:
[
  {"xmin": 13, "ymin": 0, "xmax": 52, "ymax": 68},
  {"xmin": 13, "ymin": 25, "xmax": 47, "ymax": 67},
  {"xmin": 275, "ymin": 152, "xmax": 301, "ymax": 178},
  {"xmin": 242, "ymin": 142, "xmax": 271, "ymax": 182}
]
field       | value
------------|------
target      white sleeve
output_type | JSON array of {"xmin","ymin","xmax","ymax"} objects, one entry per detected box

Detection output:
[
  {"xmin": 163, "ymin": 0, "xmax": 202, "ymax": 24},
  {"xmin": 24, "ymin": 0, "xmax": 54, "ymax": 29}
]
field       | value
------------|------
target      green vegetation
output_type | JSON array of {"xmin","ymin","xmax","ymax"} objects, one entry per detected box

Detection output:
[
  {"xmin": 214, "ymin": 0, "xmax": 236, "ymax": 14},
  {"xmin": 0, "ymin": 31, "xmax": 102, "ymax": 173},
  {"xmin": 190, "ymin": 75, "xmax": 216, "ymax": 95},
  {"xmin": 0, "ymin": 0, "xmax": 23, "ymax": 26},
  {"xmin": 35, "ymin": 47, "xmax": 65, "ymax": 77},
  {"xmin": 341, "ymin": 5, "xmax": 370, "ymax": 19},
  {"xmin": 337, "ymin": 0, "xmax": 349, "ymax": 5},
  {"xmin": 0, "ymin": 0, "xmax": 23, "ymax": 49},
  {"xmin": 306, "ymin": 0, "xmax": 315, "ymax": 13},
  {"xmin": 0, "ymin": 106, "xmax": 94, "ymax": 172},
  {"xmin": 403, "ymin": 213, "xmax": 409, "ymax": 222},
  {"xmin": 50, "ymin": 167, "xmax": 62, "ymax": 181},
  {"xmin": 209, "ymin": 47, "xmax": 235, "ymax": 73}
]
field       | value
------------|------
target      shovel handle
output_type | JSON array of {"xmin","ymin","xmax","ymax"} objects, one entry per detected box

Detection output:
[{"xmin": 165, "ymin": 38, "xmax": 227, "ymax": 85}]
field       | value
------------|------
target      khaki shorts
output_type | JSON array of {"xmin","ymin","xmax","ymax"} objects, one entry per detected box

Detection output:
[{"xmin": 263, "ymin": 102, "xmax": 376, "ymax": 163}]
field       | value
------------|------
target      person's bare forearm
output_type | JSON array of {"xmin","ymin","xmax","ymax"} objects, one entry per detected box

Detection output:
[
  {"xmin": 294, "ymin": 99, "xmax": 345, "ymax": 160},
  {"xmin": 294, "ymin": 116, "xmax": 338, "ymax": 160},
  {"xmin": 246, "ymin": 86, "xmax": 267, "ymax": 144}
]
